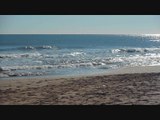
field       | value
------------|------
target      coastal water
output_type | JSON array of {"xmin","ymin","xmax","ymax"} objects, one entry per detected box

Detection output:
[{"xmin": 0, "ymin": 34, "xmax": 160, "ymax": 78}]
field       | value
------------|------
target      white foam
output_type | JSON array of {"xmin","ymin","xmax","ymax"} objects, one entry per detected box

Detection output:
[
  {"xmin": 150, "ymin": 39, "xmax": 160, "ymax": 42},
  {"xmin": 110, "ymin": 53, "xmax": 160, "ymax": 67},
  {"xmin": 111, "ymin": 49, "xmax": 121, "ymax": 53},
  {"xmin": 41, "ymin": 45, "xmax": 53, "ymax": 49},
  {"xmin": 68, "ymin": 52, "xmax": 86, "ymax": 56}
]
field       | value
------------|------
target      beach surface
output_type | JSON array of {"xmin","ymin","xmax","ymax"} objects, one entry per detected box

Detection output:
[{"xmin": 1, "ymin": 66, "xmax": 160, "ymax": 105}]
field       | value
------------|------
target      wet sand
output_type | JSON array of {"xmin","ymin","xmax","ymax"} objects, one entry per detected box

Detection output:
[{"xmin": 1, "ymin": 66, "xmax": 160, "ymax": 105}]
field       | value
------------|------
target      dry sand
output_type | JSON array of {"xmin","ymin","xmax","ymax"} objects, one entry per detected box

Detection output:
[{"xmin": 1, "ymin": 66, "xmax": 160, "ymax": 105}]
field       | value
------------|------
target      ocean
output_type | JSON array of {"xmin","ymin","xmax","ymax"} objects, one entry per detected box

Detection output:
[{"xmin": 0, "ymin": 34, "xmax": 160, "ymax": 78}]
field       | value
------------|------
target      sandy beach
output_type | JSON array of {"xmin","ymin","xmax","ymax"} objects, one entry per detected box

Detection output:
[{"xmin": 1, "ymin": 66, "xmax": 160, "ymax": 105}]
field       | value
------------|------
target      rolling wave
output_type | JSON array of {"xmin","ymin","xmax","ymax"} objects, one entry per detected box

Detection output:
[{"xmin": 19, "ymin": 45, "xmax": 59, "ymax": 50}]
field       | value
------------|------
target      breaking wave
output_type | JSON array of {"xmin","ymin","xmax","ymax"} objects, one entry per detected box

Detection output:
[
  {"xmin": 111, "ymin": 48, "xmax": 160, "ymax": 54},
  {"xmin": 0, "ymin": 52, "xmax": 42, "ymax": 59},
  {"xmin": 1, "ymin": 58, "xmax": 119, "ymax": 71},
  {"xmin": 0, "ymin": 45, "xmax": 59, "ymax": 52}
]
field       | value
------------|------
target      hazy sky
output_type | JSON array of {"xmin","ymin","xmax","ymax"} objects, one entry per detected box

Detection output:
[{"xmin": 0, "ymin": 15, "xmax": 160, "ymax": 34}]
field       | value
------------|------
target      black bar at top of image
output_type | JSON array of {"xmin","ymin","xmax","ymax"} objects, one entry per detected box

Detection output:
[{"xmin": 0, "ymin": 0, "xmax": 160, "ymax": 14}]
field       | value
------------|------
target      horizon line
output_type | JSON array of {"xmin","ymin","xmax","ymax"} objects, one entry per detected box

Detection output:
[{"xmin": 0, "ymin": 33, "xmax": 160, "ymax": 35}]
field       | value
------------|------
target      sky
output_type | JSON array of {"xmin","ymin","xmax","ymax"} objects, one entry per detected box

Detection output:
[{"xmin": 0, "ymin": 15, "xmax": 160, "ymax": 34}]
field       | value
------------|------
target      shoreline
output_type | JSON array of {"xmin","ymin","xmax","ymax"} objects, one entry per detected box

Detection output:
[
  {"xmin": 1, "ymin": 65, "xmax": 160, "ymax": 105},
  {"xmin": 1, "ymin": 65, "xmax": 160, "ymax": 81}
]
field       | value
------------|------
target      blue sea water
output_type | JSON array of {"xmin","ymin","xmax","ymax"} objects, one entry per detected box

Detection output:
[{"xmin": 0, "ymin": 34, "xmax": 160, "ymax": 78}]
